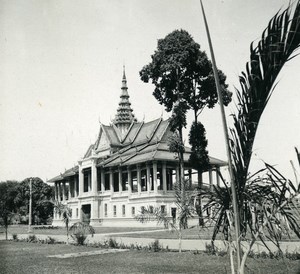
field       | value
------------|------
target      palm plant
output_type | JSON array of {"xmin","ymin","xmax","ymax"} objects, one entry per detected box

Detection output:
[
  {"xmin": 136, "ymin": 179, "xmax": 196, "ymax": 252},
  {"xmin": 69, "ymin": 222, "xmax": 95, "ymax": 245},
  {"xmin": 230, "ymin": 0, "xmax": 300, "ymax": 234},
  {"xmin": 200, "ymin": 1, "xmax": 300, "ymax": 273},
  {"xmin": 53, "ymin": 201, "xmax": 72, "ymax": 243},
  {"xmin": 203, "ymin": 164, "xmax": 300, "ymax": 272}
]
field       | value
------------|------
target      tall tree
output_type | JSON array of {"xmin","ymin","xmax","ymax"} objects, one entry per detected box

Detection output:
[
  {"xmin": 0, "ymin": 181, "xmax": 19, "ymax": 239},
  {"xmin": 140, "ymin": 29, "xmax": 231, "ymax": 227},
  {"xmin": 15, "ymin": 177, "xmax": 54, "ymax": 224}
]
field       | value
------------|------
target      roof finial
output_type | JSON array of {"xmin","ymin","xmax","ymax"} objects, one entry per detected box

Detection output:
[{"xmin": 123, "ymin": 64, "xmax": 126, "ymax": 81}]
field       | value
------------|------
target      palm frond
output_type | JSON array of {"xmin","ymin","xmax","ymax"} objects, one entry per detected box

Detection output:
[{"xmin": 230, "ymin": 1, "xmax": 300, "ymax": 195}]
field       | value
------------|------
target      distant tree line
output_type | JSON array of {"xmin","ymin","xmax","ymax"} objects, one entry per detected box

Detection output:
[{"xmin": 0, "ymin": 177, "xmax": 54, "ymax": 228}]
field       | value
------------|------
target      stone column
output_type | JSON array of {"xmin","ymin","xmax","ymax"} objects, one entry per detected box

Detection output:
[
  {"xmin": 162, "ymin": 162, "xmax": 167, "ymax": 193},
  {"xmin": 78, "ymin": 202, "xmax": 82, "ymax": 222},
  {"xmin": 79, "ymin": 164, "xmax": 84, "ymax": 196},
  {"xmin": 110, "ymin": 168, "xmax": 114, "ymax": 194},
  {"xmin": 118, "ymin": 167, "xmax": 123, "ymax": 193},
  {"xmin": 137, "ymin": 164, "xmax": 141, "ymax": 195},
  {"xmin": 75, "ymin": 176, "xmax": 79, "ymax": 197},
  {"xmin": 62, "ymin": 182, "xmax": 66, "ymax": 201},
  {"xmin": 68, "ymin": 181, "xmax": 71, "ymax": 200},
  {"xmin": 91, "ymin": 160, "xmax": 98, "ymax": 195},
  {"xmin": 54, "ymin": 182, "xmax": 58, "ymax": 201},
  {"xmin": 209, "ymin": 169, "xmax": 213, "ymax": 191},
  {"xmin": 127, "ymin": 166, "xmax": 132, "ymax": 195},
  {"xmin": 91, "ymin": 200, "xmax": 99, "ymax": 220},
  {"xmin": 216, "ymin": 167, "xmax": 220, "ymax": 187},
  {"xmin": 57, "ymin": 182, "xmax": 61, "ymax": 201},
  {"xmin": 153, "ymin": 161, "xmax": 158, "ymax": 194},
  {"xmin": 146, "ymin": 163, "xmax": 151, "ymax": 193},
  {"xmin": 101, "ymin": 168, "xmax": 105, "ymax": 192}
]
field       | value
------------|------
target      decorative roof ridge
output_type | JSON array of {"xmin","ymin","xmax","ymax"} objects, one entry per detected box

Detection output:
[
  {"xmin": 112, "ymin": 123, "xmax": 122, "ymax": 143},
  {"xmin": 156, "ymin": 117, "xmax": 171, "ymax": 143},
  {"xmin": 94, "ymin": 123, "xmax": 103, "ymax": 150},
  {"xmin": 101, "ymin": 124, "xmax": 114, "ymax": 145},
  {"xmin": 130, "ymin": 121, "xmax": 144, "ymax": 144},
  {"xmin": 83, "ymin": 144, "xmax": 94, "ymax": 159},
  {"xmin": 121, "ymin": 120, "xmax": 136, "ymax": 144},
  {"xmin": 147, "ymin": 117, "xmax": 163, "ymax": 143}
]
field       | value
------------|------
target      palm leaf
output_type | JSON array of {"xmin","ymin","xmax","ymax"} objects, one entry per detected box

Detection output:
[{"xmin": 230, "ymin": 1, "xmax": 300, "ymax": 230}]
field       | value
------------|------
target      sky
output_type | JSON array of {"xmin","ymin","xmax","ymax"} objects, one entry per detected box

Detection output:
[{"xmin": 0, "ymin": 0, "xmax": 299, "ymax": 183}]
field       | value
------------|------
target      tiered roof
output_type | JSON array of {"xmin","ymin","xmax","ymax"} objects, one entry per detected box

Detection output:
[
  {"xmin": 113, "ymin": 67, "xmax": 137, "ymax": 129},
  {"xmin": 48, "ymin": 68, "xmax": 227, "ymax": 183}
]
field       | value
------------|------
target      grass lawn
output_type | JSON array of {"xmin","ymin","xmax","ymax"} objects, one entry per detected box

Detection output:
[
  {"xmin": 1, "ymin": 241, "xmax": 299, "ymax": 274},
  {"xmin": 5, "ymin": 225, "xmax": 160, "ymax": 236},
  {"xmin": 4, "ymin": 225, "xmax": 300, "ymax": 244}
]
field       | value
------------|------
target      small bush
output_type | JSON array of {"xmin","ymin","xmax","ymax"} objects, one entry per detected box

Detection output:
[
  {"xmin": 205, "ymin": 243, "xmax": 216, "ymax": 255},
  {"xmin": 149, "ymin": 239, "xmax": 161, "ymax": 252},
  {"xmin": 70, "ymin": 222, "xmax": 95, "ymax": 246},
  {"xmin": 108, "ymin": 238, "xmax": 119, "ymax": 248},
  {"xmin": 33, "ymin": 225, "xmax": 59, "ymax": 230},
  {"xmin": 285, "ymin": 251, "xmax": 300, "ymax": 260},
  {"xmin": 46, "ymin": 236, "xmax": 56, "ymax": 244},
  {"xmin": 27, "ymin": 234, "xmax": 37, "ymax": 243},
  {"xmin": 12, "ymin": 234, "xmax": 18, "ymax": 241}
]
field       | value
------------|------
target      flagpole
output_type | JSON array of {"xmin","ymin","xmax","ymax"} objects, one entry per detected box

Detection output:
[
  {"xmin": 28, "ymin": 178, "xmax": 33, "ymax": 233},
  {"xmin": 199, "ymin": 0, "xmax": 241, "ymax": 271}
]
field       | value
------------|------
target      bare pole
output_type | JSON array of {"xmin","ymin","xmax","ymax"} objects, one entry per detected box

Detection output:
[
  {"xmin": 199, "ymin": 0, "xmax": 241, "ymax": 271},
  {"xmin": 28, "ymin": 178, "xmax": 33, "ymax": 233}
]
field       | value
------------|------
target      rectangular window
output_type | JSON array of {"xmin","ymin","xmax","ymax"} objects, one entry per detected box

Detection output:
[
  {"xmin": 131, "ymin": 207, "xmax": 135, "ymax": 216},
  {"xmin": 132, "ymin": 170, "xmax": 138, "ymax": 192},
  {"xmin": 149, "ymin": 206, "xmax": 154, "ymax": 214},
  {"xmin": 84, "ymin": 170, "xmax": 90, "ymax": 192},
  {"xmin": 122, "ymin": 172, "xmax": 128, "ymax": 191},
  {"xmin": 113, "ymin": 172, "xmax": 119, "ymax": 192},
  {"xmin": 104, "ymin": 204, "xmax": 108, "ymax": 217},
  {"xmin": 141, "ymin": 206, "xmax": 145, "ymax": 214},
  {"xmin": 70, "ymin": 209, "xmax": 73, "ymax": 217},
  {"xmin": 122, "ymin": 205, "xmax": 126, "ymax": 216},
  {"xmin": 76, "ymin": 208, "xmax": 78, "ymax": 217},
  {"xmin": 113, "ymin": 205, "xmax": 117, "ymax": 217},
  {"xmin": 105, "ymin": 173, "xmax": 110, "ymax": 190},
  {"xmin": 161, "ymin": 205, "xmax": 166, "ymax": 214},
  {"xmin": 141, "ymin": 169, "xmax": 147, "ymax": 192}
]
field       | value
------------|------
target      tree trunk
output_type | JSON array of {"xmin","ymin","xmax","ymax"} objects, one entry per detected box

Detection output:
[
  {"xmin": 178, "ymin": 228, "xmax": 182, "ymax": 253},
  {"xmin": 228, "ymin": 242, "xmax": 235, "ymax": 274},
  {"xmin": 198, "ymin": 171, "xmax": 204, "ymax": 226},
  {"xmin": 5, "ymin": 225, "xmax": 8, "ymax": 240},
  {"xmin": 178, "ymin": 127, "xmax": 186, "ymax": 229}
]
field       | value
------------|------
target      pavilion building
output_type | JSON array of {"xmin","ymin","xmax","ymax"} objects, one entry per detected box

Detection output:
[{"xmin": 49, "ymin": 68, "xmax": 226, "ymax": 227}]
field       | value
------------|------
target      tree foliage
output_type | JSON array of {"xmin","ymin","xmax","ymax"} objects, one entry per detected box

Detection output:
[
  {"xmin": 140, "ymin": 29, "xmax": 231, "ymax": 115},
  {"xmin": 15, "ymin": 177, "xmax": 54, "ymax": 224},
  {"xmin": 0, "ymin": 181, "xmax": 19, "ymax": 239},
  {"xmin": 136, "ymin": 180, "xmax": 196, "ymax": 252},
  {"xmin": 188, "ymin": 121, "xmax": 210, "ymax": 173}
]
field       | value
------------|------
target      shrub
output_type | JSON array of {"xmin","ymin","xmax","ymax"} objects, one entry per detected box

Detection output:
[
  {"xmin": 149, "ymin": 239, "xmax": 161, "ymax": 252},
  {"xmin": 205, "ymin": 243, "xmax": 216, "ymax": 255},
  {"xmin": 12, "ymin": 234, "xmax": 18, "ymax": 241},
  {"xmin": 46, "ymin": 236, "xmax": 56, "ymax": 244},
  {"xmin": 27, "ymin": 234, "xmax": 37, "ymax": 243},
  {"xmin": 108, "ymin": 238, "xmax": 118, "ymax": 248},
  {"xmin": 70, "ymin": 222, "xmax": 95, "ymax": 245}
]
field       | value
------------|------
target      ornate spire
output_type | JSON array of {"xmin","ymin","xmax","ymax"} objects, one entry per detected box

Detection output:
[{"xmin": 113, "ymin": 66, "xmax": 137, "ymax": 134}]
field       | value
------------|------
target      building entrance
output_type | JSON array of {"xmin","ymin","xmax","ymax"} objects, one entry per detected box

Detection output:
[{"xmin": 81, "ymin": 204, "xmax": 91, "ymax": 224}]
